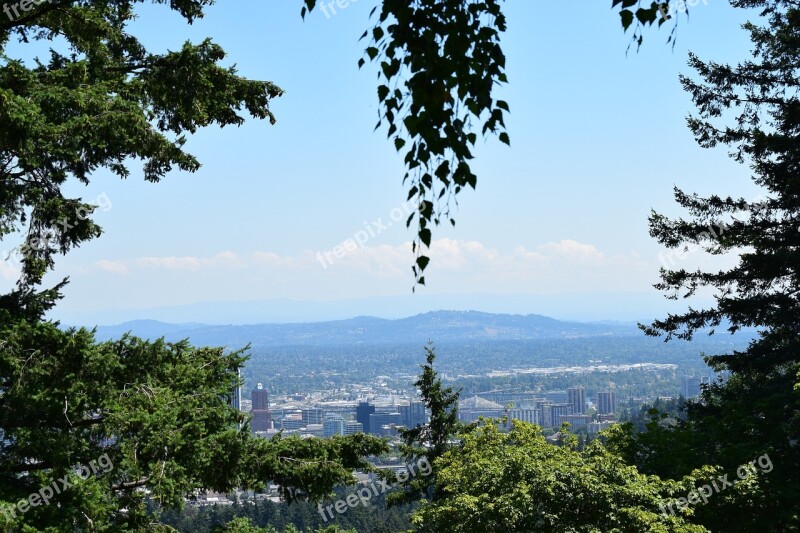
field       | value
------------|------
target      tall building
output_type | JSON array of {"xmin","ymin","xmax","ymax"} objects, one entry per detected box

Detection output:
[
  {"xmin": 228, "ymin": 368, "xmax": 242, "ymax": 412},
  {"xmin": 538, "ymin": 401, "xmax": 553, "ymax": 428},
  {"xmin": 400, "ymin": 401, "xmax": 427, "ymax": 428},
  {"xmin": 681, "ymin": 376, "xmax": 702, "ymax": 398},
  {"xmin": 596, "ymin": 391, "xmax": 616, "ymax": 415},
  {"xmin": 324, "ymin": 417, "xmax": 345, "ymax": 437},
  {"xmin": 369, "ymin": 412, "xmax": 401, "ymax": 436},
  {"xmin": 567, "ymin": 387, "xmax": 586, "ymax": 414},
  {"xmin": 250, "ymin": 383, "xmax": 272, "ymax": 433},
  {"xmin": 252, "ymin": 383, "xmax": 269, "ymax": 410},
  {"xmin": 356, "ymin": 402, "xmax": 375, "ymax": 434},
  {"xmin": 302, "ymin": 408, "xmax": 324, "ymax": 425},
  {"xmin": 549, "ymin": 403, "xmax": 573, "ymax": 427}
]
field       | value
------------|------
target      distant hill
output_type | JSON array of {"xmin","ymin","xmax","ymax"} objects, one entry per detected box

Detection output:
[{"xmin": 87, "ymin": 310, "xmax": 639, "ymax": 347}]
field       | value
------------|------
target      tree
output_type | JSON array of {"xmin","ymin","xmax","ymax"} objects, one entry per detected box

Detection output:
[
  {"xmin": 0, "ymin": 323, "xmax": 387, "ymax": 530},
  {"xmin": 412, "ymin": 419, "xmax": 708, "ymax": 532},
  {"xmin": 0, "ymin": 2, "xmax": 388, "ymax": 530},
  {"xmin": 607, "ymin": 0, "xmax": 800, "ymax": 530},
  {"xmin": 388, "ymin": 342, "xmax": 461, "ymax": 506}
]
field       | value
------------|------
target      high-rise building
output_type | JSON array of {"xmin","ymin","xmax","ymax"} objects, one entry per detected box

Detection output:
[
  {"xmin": 324, "ymin": 417, "xmax": 345, "ymax": 437},
  {"xmin": 400, "ymin": 401, "xmax": 427, "ymax": 428},
  {"xmin": 228, "ymin": 368, "xmax": 242, "ymax": 412},
  {"xmin": 596, "ymin": 391, "xmax": 616, "ymax": 415},
  {"xmin": 302, "ymin": 408, "xmax": 324, "ymax": 425},
  {"xmin": 356, "ymin": 402, "xmax": 375, "ymax": 434},
  {"xmin": 369, "ymin": 412, "xmax": 401, "ymax": 436},
  {"xmin": 567, "ymin": 387, "xmax": 586, "ymax": 414},
  {"xmin": 681, "ymin": 376, "xmax": 702, "ymax": 398},
  {"xmin": 537, "ymin": 402, "xmax": 552, "ymax": 428},
  {"xmin": 549, "ymin": 403, "xmax": 573, "ymax": 427},
  {"xmin": 250, "ymin": 383, "xmax": 272, "ymax": 433},
  {"xmin": 252, "ymin": 383, "xmax": 269, "ymax": 410}
]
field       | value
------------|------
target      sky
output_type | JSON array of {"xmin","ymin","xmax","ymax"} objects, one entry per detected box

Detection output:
[{"xmin": 0, "ymin": 1, "xmax": 764, "ymax": 325}]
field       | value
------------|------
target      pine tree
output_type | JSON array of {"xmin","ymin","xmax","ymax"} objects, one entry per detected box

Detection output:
[
  {"xmin": 388, "ymin": 342, "xmax": 461, "ymax": 506},
  {"xmin": 635, "ymin": 1, "xmax": 800, "ymax": 529}
]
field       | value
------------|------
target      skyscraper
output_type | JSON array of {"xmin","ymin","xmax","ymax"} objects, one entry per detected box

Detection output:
[
  {"xmin": 400, "ymin": 401, "xmax": 427, "ymax": 428},
  {"xmin": 228, "ymin": 368, "xmax": 242, "ymax": 412},
  {"xmin": 250, "ymin": 383, "xmax": 272, "ymax": 433},
  {"xmin": 681, "ymin": 376, "xmax": 702, "ymax": 398},
  {"xmin": 596, "ymin": 391, "xmax": 616, "ymax": 415},
  {"xmin": 567, "ymin": 387, "xmax": 586, "ymax": 414},
  {"xmin": 356, "ymin": 402, "xmax": 375, "ymax": 434}
]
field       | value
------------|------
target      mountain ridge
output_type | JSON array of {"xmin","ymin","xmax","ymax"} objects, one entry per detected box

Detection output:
[{"xmin": 86, "ymin": 310, "xmax": 640, "ymax": 347}]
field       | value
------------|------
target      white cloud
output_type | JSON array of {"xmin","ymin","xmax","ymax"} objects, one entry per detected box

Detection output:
[
  {"xmin": 65, "ymin": 238, "xmax": 656, "ymax": 304},
  {"xmin": 0, "ymin": 259, "xmax": 20, "ymax": 281},
  {"xmin": 94, "ymin": 260, "xmax": 128, "ymax": 274}
]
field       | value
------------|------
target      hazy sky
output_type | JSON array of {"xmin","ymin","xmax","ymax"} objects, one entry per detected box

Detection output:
[{"xmin": 0, "ymin": 1, "xmax": 762, "ymax": 324}]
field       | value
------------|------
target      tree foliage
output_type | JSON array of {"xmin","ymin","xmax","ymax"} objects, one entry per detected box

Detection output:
[
  {"xmin": 413, "ymin": 419, "xmax": 708, "ymax": 532},
  {"xmin": 0, "ymin": 321, "xmax": 387, "ymax": 531},
  {"xmin": 613, "ymin": 0, "xmax": 800, "ymax": 530},
  {"xmin": 0, "ymin": 2, "xmax": 388, "ymax": 530},
  {"xmin": 388, "ymin": 342, "xmax": 461, "ymax": 506}
]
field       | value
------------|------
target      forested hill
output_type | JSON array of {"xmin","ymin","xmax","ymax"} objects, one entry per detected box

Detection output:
[{"xmin": 88, "ymin": 310, "xmax": 640, "ymax": 347}]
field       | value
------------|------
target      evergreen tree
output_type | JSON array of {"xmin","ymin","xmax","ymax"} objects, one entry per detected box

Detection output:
[
  {"xmin": 609, "ymin": 1, "xmax": 800, "ymax": 530},
  {"xmin": 389, "ymin": 342, "xmax": 462, "ymax": 506}
]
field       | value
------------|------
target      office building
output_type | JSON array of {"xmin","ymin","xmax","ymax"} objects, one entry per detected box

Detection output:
[
  {"xmin": 508, "ymin": 408, "xmax": 540, "ymax": 425},
  {"xmin": 250, "ymin": 384, "xmax": 272, "ymax": 433},
  {"xmin": 400, "ymin": 401, "xmax": 427, "ymax": 428},
  {"xmin": 681, "ymin": 376, "xmax": 702, "ymax": 398},
  {"xmin": 280, "ymin": 417, "xmax": 305, "ymax": 431},
  {"xmin": 596, "ymin": 391, "xmax": 616, "ymax": 415},
  {"xmin": 549, "ymin": 403, "xmax": 573, "ymax": 427},
  {"xmin": 556, "ymin": 414, "xmax": 592, "ymax": 428},
  {"xmin": 356, "ymin": 402, "xmax": 376, "ymax": 434},
  {"xmin": 567, "ymin": 387, "xmax": 586, "ymax": 414},
  {"xmin": 343, "ymin": 421, "xmax": 363, "ymax": 436},
  {"xmin": 324, "ymin": 417, "xmax": 345, "ymax": 437},
  {"xmin": 369, "ymin": 412, "xmax": 401, "ymax": 436},
  {"xmin": 302, "ymin": 408, "xmax": 324, "ymax": 425}
]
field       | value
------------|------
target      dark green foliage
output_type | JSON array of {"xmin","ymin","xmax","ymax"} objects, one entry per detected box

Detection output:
[
  {"xmin": 0, "ymin": 320, "xmax": 388, "ymax": 530},
  {"xmin": 157, "ymin": 488, "xmax": 414, "ymax": 532},
  {"xmin": 1, "ymin": 1, "xmax": 282, "ymax": 311},
  {"xmin": 389, "ymin": 342, "xmax": 462, "ymax": 506},
  {"xmin": 616, "ymin": 1, "xmax": 800, "ymax": 530},
  {"xmin": 0, "ymin": 2, "xmax": 387, "ymax": 530}
]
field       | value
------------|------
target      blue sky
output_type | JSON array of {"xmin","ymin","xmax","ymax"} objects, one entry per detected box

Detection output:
[{"xmin": 0, "ymin": 1, "xmax": 763, "ymax": 324}]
